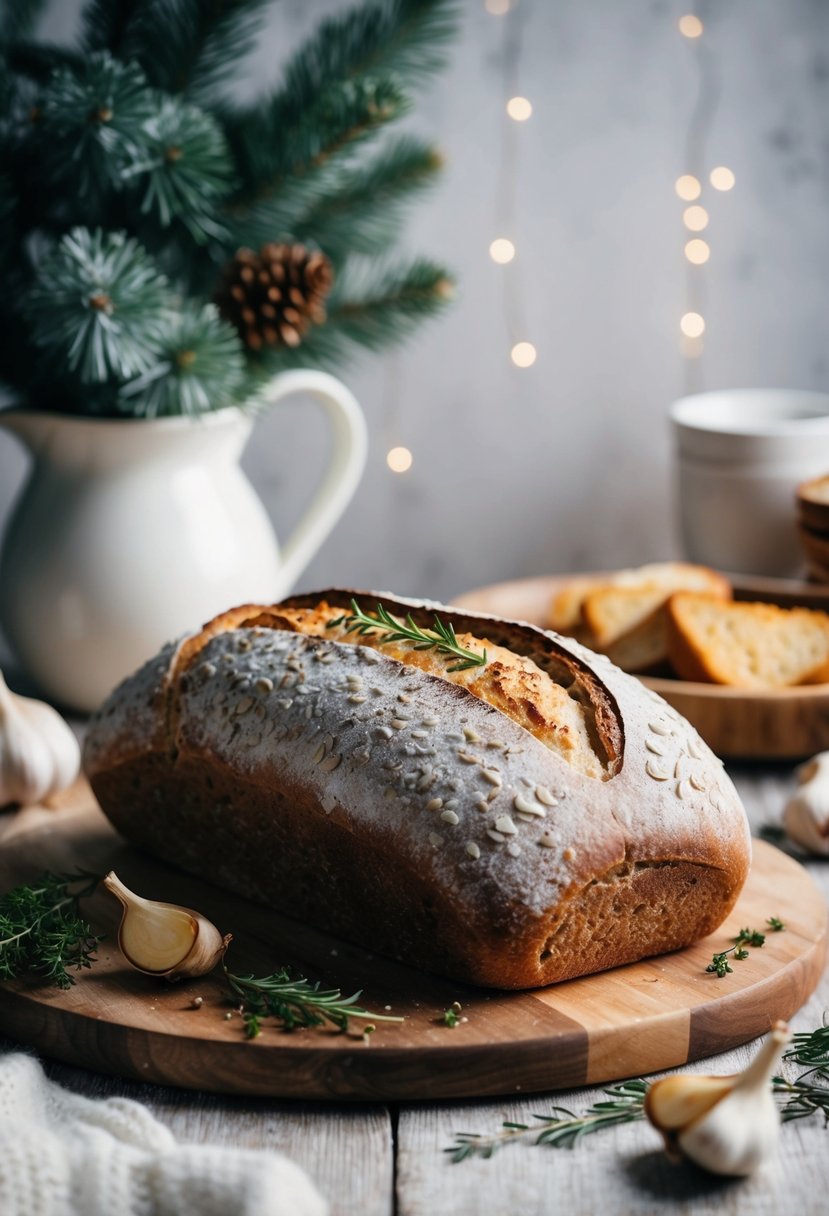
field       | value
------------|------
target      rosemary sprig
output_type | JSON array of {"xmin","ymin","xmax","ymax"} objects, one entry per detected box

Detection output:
[
  {"xmin": 327, "ymin": 599, "xmax": 487, "ymax": 672},
  {"xmin": 0, "ymin": 871, "xmax": 100, "ymax": 989},
  {"xmin": 0, "ymin": 873, "xmax": 402, "ymax": 1037},
  {"xmin": 774, "ymin": 1075, "xmax": 829, "ymax": 1124},
  {"xmin": 784, "ymin": 1017, "xmax": 829, "ymax": 1070},
  {"xmin": 448, "ymin": 1018, "xmax": 829, "ymax": 1163},
  {"xmin": 446, "ymin": 1081, "xmax": 649, "ymax": 1162},
  {"xmin": 706, "ymin": 926, "xmax": 768, "ymax": 977},
  {"xmin": 224, "ymin": 966, "xmax": 404, "ymax": 1037},
  {"xmin": 774, "ymin": 1019, "xmax": 829, "ymax": 1124}
]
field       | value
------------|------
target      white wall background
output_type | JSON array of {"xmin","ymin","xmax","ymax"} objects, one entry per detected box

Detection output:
[{"xmin": 3, "ymin": 0, "xmax": 829, "ymax": 618}]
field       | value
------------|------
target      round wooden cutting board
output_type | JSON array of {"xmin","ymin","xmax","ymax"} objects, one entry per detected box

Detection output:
[
  {"xmin": 452, "ymin": 574, "xmax": 829, "ymax": 760},
  {"xmin": 0, "ymin": 782, "xmax": 825, "ymax": 1101}
]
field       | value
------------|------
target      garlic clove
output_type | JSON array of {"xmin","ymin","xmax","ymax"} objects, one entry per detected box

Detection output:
[
  {"xmin": 782, "ymin": 752, "xmax": 829, "ymax": 855},
  {"xmin": 0, "ymin": 670, "xmax": 80, "ymax": 807},
  {"xmin": 645, "ymin": 1021, "xmax": 791, "ymax": 1177},
  {"xmin": 644, "ymin": 1073, "xmax": 734, "ymax": 1132},
  {"xmin": 103, "ymin": 872, "xmax": 231, "ymax": 982}
]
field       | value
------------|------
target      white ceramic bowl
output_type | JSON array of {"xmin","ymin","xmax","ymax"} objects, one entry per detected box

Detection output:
[{"xmin": 670, "ymin": 389, "xmax": 829, "ymax": 577}]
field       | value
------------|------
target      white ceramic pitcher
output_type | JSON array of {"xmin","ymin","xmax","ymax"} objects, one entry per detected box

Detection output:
[{"xmin": 0, "ymin": 370, "xmax": 367, "ymax": 712}]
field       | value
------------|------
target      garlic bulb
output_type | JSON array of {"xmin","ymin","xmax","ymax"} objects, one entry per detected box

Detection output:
[
  {"xmin": 0, "ymin": 670, "xmax": 80, "ymax": 807},
  {"xmin": 103, "ymin": 872, "xmax": 232, "ymax": 982},
  {"xmin": 645, "ymin": 1021, "xmax": 791, "ymax": 1176},
  {"xmin": 782, "ymin": 752, "xmax": 829, "ymax": 855}
]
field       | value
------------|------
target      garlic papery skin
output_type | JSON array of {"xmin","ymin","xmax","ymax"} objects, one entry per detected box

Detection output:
[
  {"xmin": 103, "ymin": 872, "xmax": 232, "ymax": 982},
  {"xmin": 782, "ymin": 752, "xmax": 829, "ymax": 856},
  {"xmin": 0, "ymin": 670, "xmax": 80, "ymax": 807},
  {"xmin": 645, "ymin": 1021, "xmax": 791, "ymax": 1177}
]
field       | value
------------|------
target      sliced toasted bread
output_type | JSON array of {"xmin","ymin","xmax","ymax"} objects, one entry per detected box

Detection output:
[
  {"xmin": 604, "ymin": 603, "xmax": 672, "ymax": 675},
  {"xmin": 578, "ymin": 564, "xmax": 724, "ymax": 651},
  {"xmin": 666, "ymin": 592, "xmax": 829, "ymax": 687},
  {"xmin": 548, "ymin": 561, "xmax": 731, "ymax": 640}
]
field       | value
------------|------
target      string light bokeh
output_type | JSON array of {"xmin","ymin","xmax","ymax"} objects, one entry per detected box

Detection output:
[
  {"xmin": 387, "ymin": 2, "xmax": 738, "ymax": 472},
  {"xmin": 678, "ymin": 10, "xmax": 735, "ymax": 376}
]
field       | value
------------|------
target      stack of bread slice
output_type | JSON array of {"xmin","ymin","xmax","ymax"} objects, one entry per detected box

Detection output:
[
  {"xmin": 548, "ymin": 563, "xmax": 731, "ymax": 676},
  {"xmin": 797, "ymin": 474, "xmax": 829, "ymax": 582},
  {"xmin": 549, "ymin": 561, "xmax": 829, "ymax": 688}
]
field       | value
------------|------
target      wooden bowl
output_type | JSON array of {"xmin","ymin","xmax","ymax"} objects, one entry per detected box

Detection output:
[{"xmin": 452, "ymin": 573, "xmax": 829, "ymax": 761}]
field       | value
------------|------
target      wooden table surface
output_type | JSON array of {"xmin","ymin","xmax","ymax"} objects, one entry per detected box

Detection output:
[{"xmin": 2, "ymin": 766, "xmax": 827, "ymax": 1215}]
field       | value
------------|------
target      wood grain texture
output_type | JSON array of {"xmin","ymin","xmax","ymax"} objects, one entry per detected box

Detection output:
[
  {"xmin": 0, "ymin": 782, "xmax": 824, "ymax": 1100},
  {"xmin": 452, "ymin": 574, "xmax": 829, "ymax": 759}
]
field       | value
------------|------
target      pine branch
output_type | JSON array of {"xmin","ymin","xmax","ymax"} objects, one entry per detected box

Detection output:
[
  {"xmin": 0, "ymin": 0, "xmax": 50, "ymax": 47},
  {"xmin": 225, "ymin": 0, "xmax": 456, "ymax": 203},
  {"xmin": 263, "ymin": 0, "xmax": 456, "ymax": 120},
  {"xmin": 5, "ymin": 41, "xmax": 84, "ymax": 82},
  {"xmin": 35, "ymin": 52, "xmax": 157, "ymax": 201},
  {"xmin": 81, "ymin": 0, "xmax": 145, "ymax": 55},
  {"xmin": 84, "ymin": 0, "xmax": 271, "ymax": 103},
  {"xmin": 123, "ymin": 95, "xmax": 234, "ymax": 243},
  {"xmin": 290, "ymin": 136, "xmax": 442, "ymax": 263},
  {"xmin": 27, "ymin": 228, "xmax": 169, "ymax": 384},
  {"xmin": 227, "ymin": 75, "xmax": 410, "ymax": 213},
  {"xmin": 244, "ymin": 258, "xmax": 452, "ymax": 380},
  {"xmin": 118, "ymin": 302, "xmax": 245, "ymax": 417},
  {"xmin": 326, "ymin": 257, "xmax": 454, "ymax": 350}
]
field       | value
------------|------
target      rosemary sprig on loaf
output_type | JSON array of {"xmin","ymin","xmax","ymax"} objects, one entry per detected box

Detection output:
[{"xmin": 327, "ymin": 599, "xmax": 487, "ymax": 672}]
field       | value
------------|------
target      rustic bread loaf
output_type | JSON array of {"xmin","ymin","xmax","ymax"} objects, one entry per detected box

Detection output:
[
  {"xmin": 666, "ymin": 593, "xmax": 829, "ymax": 687},
  {"xmin": 83, "ymin": 590, "xmax": 751, "ymax": 990}
]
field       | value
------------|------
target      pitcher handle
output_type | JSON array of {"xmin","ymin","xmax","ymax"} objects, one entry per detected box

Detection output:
[{"xmin": 256, "ymin": 370, "xmax": 368, "ymax": 591}]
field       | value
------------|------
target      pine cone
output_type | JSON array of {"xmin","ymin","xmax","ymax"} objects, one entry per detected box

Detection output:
[{"xmin": 216, "ymin": 243, "xmax": 333, "ymax": 352}]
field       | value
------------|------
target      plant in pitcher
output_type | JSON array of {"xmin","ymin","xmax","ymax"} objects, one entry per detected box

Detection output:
[
  {"xmin": 0, "ymin": 0, "xmax": 455, "ymax": 420},
  {"xmin": 0, "ymin": 0, "xmax": 457, "ymax": 711}
]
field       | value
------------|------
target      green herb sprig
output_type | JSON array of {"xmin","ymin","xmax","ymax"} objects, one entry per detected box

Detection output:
[
  {"xmin": 447, "ymin": 1017, "xmax": 829, "ymax": 1163},
  {"xmin": 442, "ymin": 1001, "xmax": 463, "ymax": 1027},
  {"xmin": 224, "ymin": 966, "xmax": 404, "ymax": 1038},
  {"xmin": 706, "ymin": 926, "xmax": 769, "ymax": 978},
  {"xmin": 446, "ymin": 1081, "xmax": 650, "ymax": 1162},
  {"xmin": 0, "ymin": 871, "xmax": 101, "ymax": 989},
  {"xmin": 0, "ymin": 871, "xmax": 402, "ymax": 1037},
  {"xmin": 774, "ymin": 1016, "xmax": 829, "ymax": 1124},
  {"xmin": 327, "ymin": 599, "xmax": 487, "ymax": 673}
]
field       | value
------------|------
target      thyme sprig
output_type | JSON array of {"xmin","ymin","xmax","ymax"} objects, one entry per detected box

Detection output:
[
  {"xmin": 446, "ymin": 1081, "xmax": 650, "ymax": 1162},
  {"xmin": 706, "ymin": 925, "xmax": 768, "ymax": 977},
  {"xmin": 0, "ymin": 871, "xmax": 101, "ymax": 989},
  {"xmin": 224, "ymin": 966, "xmax": 404, "ymax": 1037},
  {"xmin": 774, "ymin": 1016, "xmax": 829, "ymax": 1123},
  {"xmin": 327, "ymin": 599, "xmax": 487, "ymax": 672}
]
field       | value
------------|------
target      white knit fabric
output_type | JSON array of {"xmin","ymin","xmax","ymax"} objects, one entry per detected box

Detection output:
[{"xmin": 0, "ymin": 1053, "xmax": 328, "ymax": 1216}]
